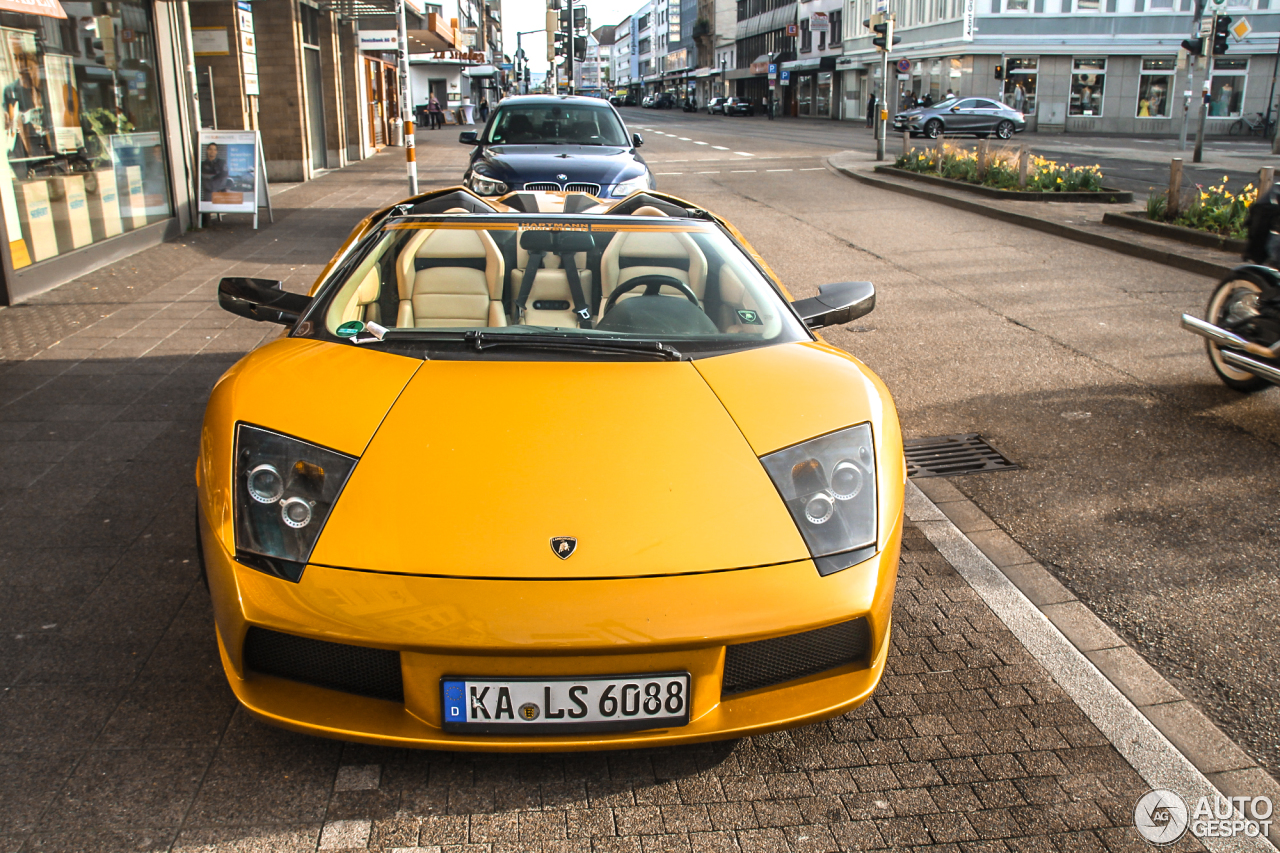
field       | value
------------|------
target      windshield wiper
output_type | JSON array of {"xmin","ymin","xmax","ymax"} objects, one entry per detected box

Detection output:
[{"xmin": 464, "ymin": 330, "xmax": 684, "ymax": 361}]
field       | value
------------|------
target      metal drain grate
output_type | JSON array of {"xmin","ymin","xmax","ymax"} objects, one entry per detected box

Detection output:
[{"xmin": 904, "ymin": 433, "xmax": 1019, "ymax": 479}]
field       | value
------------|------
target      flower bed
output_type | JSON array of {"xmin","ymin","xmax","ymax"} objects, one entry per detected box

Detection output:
[
  {"xmin": 1145, "ymin": 178, "xmax": 1255, "ymax": 240},
  {"xmin": 895, "ymin": 143, "xmax": 1108, "ymax": 193}
]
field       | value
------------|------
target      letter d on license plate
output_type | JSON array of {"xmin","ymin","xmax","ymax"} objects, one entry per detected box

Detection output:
[{"xmin": 441, "ymin": 673, "xmax": 691, "ymax": 734}]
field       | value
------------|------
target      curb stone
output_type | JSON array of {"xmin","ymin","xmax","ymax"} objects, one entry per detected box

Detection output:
[
  {"xmin": 828, "ymin": 157, "xmax": 1237, "ymax": 280},
  {"xmin": 906, "ymin": 477, "xmax": 1280, "ymax": 850}
]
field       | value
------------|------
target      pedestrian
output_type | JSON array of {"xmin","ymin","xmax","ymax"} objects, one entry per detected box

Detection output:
[
  {"xmin": 1012, "ymin": 82, "xmax": 1026, "ymax": 114},
  {"xmin": 427, "ymin": 95, "xmax": 443, "ymax": 130},
  {"xmin": 921, "ymin": 92, "xmax": 934, "ymax": 108},
  {"xmin": 866, "ymin": 92, "xmax": 876, "ymax": 128},
  {"xmin": 478, "ymin": 98, "xmax": 489, "ymax": 123},
  {"xmin": 945, "ymin": 88, "xmax": 955, "ymax": 100}
]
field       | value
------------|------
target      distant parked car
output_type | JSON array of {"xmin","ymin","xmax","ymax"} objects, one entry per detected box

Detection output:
[
  {"xmin": 610, "ymin": 94, "xmax": 625, "ymax": 106},
  {"xmin": 641, "ymin": 94, "xmax": 655, "ymax": 108},
  {"xmin": 893, "ymin": 97, "xmax": 1026, "ymax": 140},
  {"xmin": 651, "ymin": 92, "xmax": 676, "ymax": 109},
  {"xmin": 707, "ymin": 97, "xmax": 728, "ymax": 115},
  {"xmin": 725, "ymin": 97, "xmax": 755, "ymax": 117}
]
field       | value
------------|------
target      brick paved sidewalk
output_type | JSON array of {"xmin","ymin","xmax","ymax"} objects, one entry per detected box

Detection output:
[{"xmin": 0, "ymin": 145, "xmax": 1195, "ymax": 853}]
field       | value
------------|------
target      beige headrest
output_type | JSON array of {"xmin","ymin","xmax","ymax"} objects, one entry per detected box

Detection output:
[
  {"xmin": 443, "ymin": 207, "xmax": 470, "ymax": 213},
  {"xmin": 632, "ymin": 205, "xmax": 669, "ymax": 217},
  {"xmin": 419, "ymin": 228, "xmax": 488, "ymax": 258}
]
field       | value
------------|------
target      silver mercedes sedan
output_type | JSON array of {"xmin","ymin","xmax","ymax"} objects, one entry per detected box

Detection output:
[{"xmin": 893, "ymin": 97, "xmax": 1027, "ymax": 140}]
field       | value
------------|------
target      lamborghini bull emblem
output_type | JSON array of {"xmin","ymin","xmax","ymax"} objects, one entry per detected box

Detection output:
[{"xmin": 551, "ymin": 537, "xmax": 577, "ymax": 559}]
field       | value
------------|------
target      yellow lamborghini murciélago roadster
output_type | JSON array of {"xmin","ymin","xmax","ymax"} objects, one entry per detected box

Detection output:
[{"xmin": 197, "ymin": 187, "xmax": 905, "ymax": 751}]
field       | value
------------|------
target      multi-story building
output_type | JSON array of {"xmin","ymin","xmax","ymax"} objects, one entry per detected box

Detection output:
[
  {"xmin": 780, "ymin": 0, "xmax": 845, "ymax": 116},
  {"xmin": 838, "ymin": 0, "xmax": 1280, "ymax": 132},
  {"xmin": 636, "ymin": 2, "xmax": 656, "ymax": 90},
  {"xmin": 726, "ymin": 0, "xmax": 796, "ymax": 103},
  {"xmin": 577, "ymin": 28, "xmax": 615, "ymax": 96},
  {"xmin": 613, "ymin": 16, "xmax": 635, "ymax": 95}
]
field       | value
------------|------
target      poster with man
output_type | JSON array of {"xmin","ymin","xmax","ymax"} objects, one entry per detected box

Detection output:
[{"xmin": 197, "ymin": 130, "xmax": 258, "ymax": 213}]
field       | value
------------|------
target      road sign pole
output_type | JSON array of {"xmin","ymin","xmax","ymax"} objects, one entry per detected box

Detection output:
[
  {"xmin": 1267, "ymin": 31, "xmax": 1280, "ymax": 151},
  {"xmin": 396, "ymin": 0, "xmax": 416, "ymax": 196},
  {"xmin": 1194, "ymin": 11, "xmax": 1215, "ymax": 163},
  {"xmin": 876, "ymin": 48, "xmax": 888, "ymax": 161}
]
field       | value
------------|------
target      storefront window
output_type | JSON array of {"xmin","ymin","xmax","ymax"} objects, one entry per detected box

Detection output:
[
  {"xmin": 1208, "ymin": 58, "xmax": 1246, "ymax": 117},
  {"xmin": 1137, "ymin": 58, "xmax": 1174, "ymax": 118},
  {"xmin": 1077, "ymin": 0, "xmax": 1100, "ymax": 9},
  {"xmin": 816, "ymin": 71, "xmax": 831, "ymax": 116},
  {"xmin": 0, "ymin": 0, "xmax": 171, "ymax": 269},
  {"xmin": 1005, "ymin": 0, "xmax": 1030, "ymax": 11},
  {"xmin": 1005, "ymin": 57, "xmax": 1037, "ymax": 113},
  {"xmin": 1070, "ymin": 57, "xmax": 1106, "ymax": 116}
]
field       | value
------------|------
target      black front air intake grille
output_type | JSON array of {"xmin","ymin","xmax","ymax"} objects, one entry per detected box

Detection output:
[
  {"xmin": 564, "ymin": 183, "xmax": 602, "ymax": 195},
  {"xmin": 242, "ymin": 627, "xmax": 404, "ymax": 702},
  {"xmin": 722, "ymin": 618, "xmax": 871, "ymax": 697}
]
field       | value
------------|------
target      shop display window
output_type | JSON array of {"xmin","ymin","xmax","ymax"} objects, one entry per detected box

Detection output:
[
  {"xmin": 1208, "ymin": 58, "xmax": 1247, "ymax": 117},
  {"xmin": 1137, "ymin": 58, "xmax": 1174, "ymax": 118},
  {"xmin": 0, "ymin": 0, "xmax": 171, "ymax": 270},
  {"xmin": 1070, "ymin": 57, "xmax": 1106, "ymax": 116},
  {"xmin": 1005, "ymin": 57, "xmax": 1037, "ymax": 113}
]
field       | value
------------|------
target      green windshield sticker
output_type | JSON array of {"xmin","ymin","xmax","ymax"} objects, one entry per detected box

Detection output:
[
  {"xmin": 336, "ymin": 320, "xmax": 365, "ymax": 338},
  {"xmin": 737, "ymin": 309, "xmax": 762, "ymax": 325}
]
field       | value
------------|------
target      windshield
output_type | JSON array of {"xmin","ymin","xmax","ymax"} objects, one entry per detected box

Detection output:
[
  {"xmin": 928, "ymin": 98, "xmax": 958, "ymax": 110},
  {"xmin": 485, "ymin": 104, "xmax": 629, "ymax": 146},
  {"xmin": 306, "ymin": 215, "xmax": 811, "ymax": 359}
]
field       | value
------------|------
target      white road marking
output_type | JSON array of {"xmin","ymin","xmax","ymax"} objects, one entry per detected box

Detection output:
[
  {"xmin": 733, "ymin": 151, "xmax": 754, "ymax": 156},
  {"xmin": 696, "ymin": 170, "xmax": 719, "ymax": 174},
  {"xmin": 678, "ymin": 137, "xmax": 691, "ymax": 141},
  {"xmin": 711, "ymin": 145, "xmax": 729, "ymax": 150},
  {"xmin": 654, "ymin": 172, "xmax": 683, "ymax": 175},
  {"xmin": 798, "ymin": 167, "xmax": 825, "ymax": 171},
  {"xmin": 693, "ymin": 141, "xmax": 708, "ymax": 145},
  {"xmin": 766, "ymin": 168, "xmax": 793, "ymax": 172},
  {"xmin": 730, "ymin": 169, "xmax": 757, "ymax": 173}
]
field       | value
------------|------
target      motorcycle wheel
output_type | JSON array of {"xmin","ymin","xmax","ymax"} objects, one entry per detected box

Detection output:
[{"xmin": 1205, "ymin": 274, "xmax": 1272, "ymax": 393}]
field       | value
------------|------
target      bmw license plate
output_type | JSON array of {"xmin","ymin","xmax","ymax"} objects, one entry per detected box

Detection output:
[{"xmin": 441, "ymin": 673, "xmax": 691, "ymax": 734}]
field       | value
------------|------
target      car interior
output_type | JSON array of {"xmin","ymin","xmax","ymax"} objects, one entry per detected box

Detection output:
[{"xmin": 325, "ymin": 206, "xmax": 788, "ymax": 340}]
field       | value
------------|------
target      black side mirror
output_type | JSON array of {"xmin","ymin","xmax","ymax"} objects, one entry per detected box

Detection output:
[
  {"xmin": 791, "ymin": 281, "xmax": 875, "ymax": 330},
  {"xmin": 218, "ymin": 277, "xmax": 312, "ymax": 326},
  {"xmin": 632, "ymin": 132, "xmax": 644, "ymax": 148},
  {"xmin": 459, "ymin": 130, "xmax": 478, "ymax": 145}
]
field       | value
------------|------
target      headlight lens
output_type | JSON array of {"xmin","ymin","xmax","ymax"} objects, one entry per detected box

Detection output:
[
  {"xmin": 467, "ymin": 172, "xmax": 508, "ymax": 196},
  {"xmin": 761, "ymin": 423, "xmax": 877, "ymax": 574},
  {"xmin": 611, "ymin": 173, "xmax": 651, "ymax": 197},
  {"xmin": 234, "ymin": 424, "xmax": 357, "ymax": 581}
]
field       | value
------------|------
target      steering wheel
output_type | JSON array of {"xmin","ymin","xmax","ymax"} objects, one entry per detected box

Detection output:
[{"xmin": 602, "ymin": 274, "xmax": 700, "ymax": 318}]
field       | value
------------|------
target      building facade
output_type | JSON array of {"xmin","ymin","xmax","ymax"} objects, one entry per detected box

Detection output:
[{"xmin": 838, "ymin": 0, "xmax": 1280, "ymax": 132}]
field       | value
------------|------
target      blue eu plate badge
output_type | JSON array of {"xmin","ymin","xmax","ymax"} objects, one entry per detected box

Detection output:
[{"xmin": 442, "ymin": 680, "xmax": 466, "ymax": 723}]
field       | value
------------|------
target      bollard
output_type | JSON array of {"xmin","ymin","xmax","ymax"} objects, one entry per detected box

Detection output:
[
  {"xmin": 1260, "ymin": 166, "xmax": 1274, "ymax": 198},
  {"xmin": 1018, "ymin": 146, "xmax": 1029, "ymax": 188},
  {"xmin": 935, "ymin": 135, "xmax": 946, "ymax": 162},
  {"xmin": 977, "ymin": 139, "xmax": 990, "ymax": 181},
  {"xmin": 1168, "ymin": 158, "xmax": 1183, "ymax": 215},
  {"xmin": 902, "ymin": 132, "xmax": 910, "ymax": 157}
]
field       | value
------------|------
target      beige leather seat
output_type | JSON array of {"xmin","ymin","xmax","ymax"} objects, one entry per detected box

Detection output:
[
  {"xmin": 599, "ymin": 208, "xmax": 708, "ymax": 316},
  {"xmin": 339, "ymin": 266, "xmax": 381, "ymax": 324},
  {"xmin": 511, "ymin": 231, "xmax": 593, "ymax": 328},
  {"xmin": 396, "ymin": 227, "xmax": 506, "ymax": 328}
]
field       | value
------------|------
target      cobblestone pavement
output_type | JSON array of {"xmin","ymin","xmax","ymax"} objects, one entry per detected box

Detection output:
[{"xmin": 0, "ymin": 145, "xmax": 1198, "ymax": 852}]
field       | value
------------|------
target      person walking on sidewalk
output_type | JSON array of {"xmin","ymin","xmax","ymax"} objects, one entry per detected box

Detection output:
[
  {"xmin": 427, "ymin": 95, "xmax": 444, "ymax": 130},
  {"xmin": 866, "ymin": 92, "xmax": 876, "ymax": 128}
]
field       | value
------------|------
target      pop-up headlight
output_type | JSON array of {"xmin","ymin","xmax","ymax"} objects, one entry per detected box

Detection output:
[
  {"xmin": 233, "ymin": 424, "xmax": 357, "ymax": 581},
  {"xmin": 761, "ymin": 424, "xmax": 878, "ymax": 576}
]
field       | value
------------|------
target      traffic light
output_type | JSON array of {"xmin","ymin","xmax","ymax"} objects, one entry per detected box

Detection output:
[
  {"xmin": 871, "ymin": 15, "xmax": 900, "ymax": 51},
  {"xmin": 1213, "ymin": 15, "xmax": 1231, "ymax": 55},
  {"xmin": 574, "ymin": 36, "xmax": 587, "ymax": 61},
  {"xmin": 1181, "ymin": 36, "xmax": 1204, "ymax": 55},
  {"xmin": 994, "ymin": 64, "xmax": 1003, "ymax": 79},
  {"xmin": 573, "ymin": 5, "xmax": 586, "ymax": 28},
  {"xmin": 553, "ymin": 31, "xmax": 566, "ymax": 57}
]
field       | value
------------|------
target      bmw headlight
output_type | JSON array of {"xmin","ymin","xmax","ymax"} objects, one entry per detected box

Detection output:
[
  {"xmin": 467, "ymin": 172, "xmax": 508, "ymax": 196},
  {"xmin": 233, "ymin": 424, "xmax": 357, "ymax": 581},
  {"xmin": 761, "ymin": 423, "xmax": 877, "ymax": 576},
  {"xmin": 611, "ymin": 173, "xmax": 652, "ymax": 197}
]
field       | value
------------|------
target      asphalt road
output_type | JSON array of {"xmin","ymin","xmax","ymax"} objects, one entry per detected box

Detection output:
[
  {"xmin": 615, "ymin": 108, "xmax": 1280, "ymax": 781},
  {"xmin": 619, "ymin": 106, "xmax": 1275, "ymax": 200}
]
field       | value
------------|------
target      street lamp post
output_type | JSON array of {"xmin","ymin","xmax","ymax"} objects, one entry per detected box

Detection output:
[
  {"xmin": 396, "ymin": 0, "xmax": 416, "ymax": 195},
  {"xmin": 516, "ymin": 29, "xmax": 544, "ymax": 95}
]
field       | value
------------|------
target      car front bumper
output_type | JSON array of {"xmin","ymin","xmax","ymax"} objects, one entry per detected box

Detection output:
[{"xmin": 200, "ymin": 505, "xmax": 902, "ymax": 751}]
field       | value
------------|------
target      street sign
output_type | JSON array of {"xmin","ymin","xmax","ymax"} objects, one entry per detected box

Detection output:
[
  {"xmin": 1230, "ymin": 16, "xmax": 1252, "ymax": 41},
  {"xmin": 780, "ymin": 69, "xmax": 791, "ymax": 83},
  {"xmin": 896, "ymin": 58, "xmax": 911, "ymax": 73},
  {"xmin": 1207, "ymin": 0, "xmax": 1227, "ymax": 10},
  {"xmin": 786, "ymin": 23, "xmax": 798, "ymax": 36},
  {"xmin": 1199, "ymin": 16, "xmax": 1213, "ymax": 36},
  {"xmin": 768, "ymin": 62, "xmax": 777, "ymax": 76}
]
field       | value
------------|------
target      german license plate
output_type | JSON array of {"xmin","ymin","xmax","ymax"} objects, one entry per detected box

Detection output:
[{"xmin": 441, "ymin": 673, "xmax": 691, "ymax": 734}]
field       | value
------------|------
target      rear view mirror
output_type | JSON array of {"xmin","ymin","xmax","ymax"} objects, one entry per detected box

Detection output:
[
  {"xmin": 218, "ymin": 277, "xmax": 312, "ymax": 326},
  {"xmin": 791, "ymin": 281, "xmax": 875, "ymax": 330},
  {"xmin": 632, "ymin": 132, "xmax": 644, "ymax": 148},
  {"xmin": 459, "ymin": 130, "xmax": 478, "ymax": 145}
]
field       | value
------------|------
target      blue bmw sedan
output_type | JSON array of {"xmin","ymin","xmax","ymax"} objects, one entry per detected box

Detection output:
[{"xmin": 459, "ymin": 95, "xmax": 653, "ymax": 199}]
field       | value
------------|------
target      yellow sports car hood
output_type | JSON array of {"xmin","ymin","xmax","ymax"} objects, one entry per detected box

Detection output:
[{"xmin": 310, "ymin": 357, "xmax": 813, "ymax": 579}]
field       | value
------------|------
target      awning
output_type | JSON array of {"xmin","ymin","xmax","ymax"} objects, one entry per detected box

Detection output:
[
  {"xmin": 781, "ymin": 58, "xmax": 820, "ymax": 72},
  {"xmin": 691, "ymin": 67, "xmax": 718, "ymax": 78},
  {"xmin": 748, "ymin": 53, "xmax": 773, "ymax": 75},
  {"xmin": 0, "ymin": 0, "xmax": 64, "ymax": 19},
  {"xmin": 463, "ymin": 64, "xmax": 498, "ymax": 78}
]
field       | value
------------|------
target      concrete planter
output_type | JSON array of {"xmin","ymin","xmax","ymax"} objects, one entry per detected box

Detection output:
[
  {"xmin": 1102, "ymin": 210, "xmax": 1247, "ymax": 254},
  {"xmin": 875, "ymin": 166, "xmax": 1133, "ymax": 203}
]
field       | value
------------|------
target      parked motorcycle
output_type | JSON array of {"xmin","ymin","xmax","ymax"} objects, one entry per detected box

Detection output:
[
  {"xmin": 682, "ymin": 97, "xmax": 697, "ymax": 113},
  {"xmin": 1181, "ymin": 186, "xmax": 1280, "ymax": 391}
]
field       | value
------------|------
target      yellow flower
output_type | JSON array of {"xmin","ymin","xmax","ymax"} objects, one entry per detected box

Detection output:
[
  {"xmin": 1223, "ymin": 175, "xmax": 1229, "ymax": 183},
  {"xmin": 1057, "ymin": 177, "xmax": 1063, "ymax": 183},
  {"xmin": 1201, "ymin": 191, "xmax": 1209, "ymax": 200}
]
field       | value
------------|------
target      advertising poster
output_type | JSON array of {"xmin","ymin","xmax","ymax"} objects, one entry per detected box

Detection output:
[
  {"xmin": 198, "ymin": 129, "xmax": 257, "ymax": 213},
  {"xmin": 42, "ymin": 53, "xmax": 83, "ymax": 153}
]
